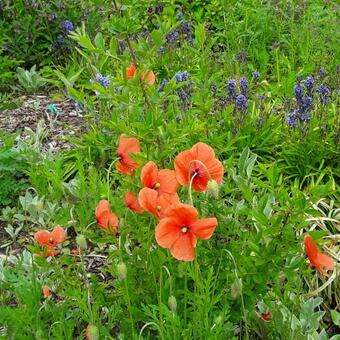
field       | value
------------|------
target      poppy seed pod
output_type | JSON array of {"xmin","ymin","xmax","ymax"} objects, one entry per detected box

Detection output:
[
  {"xmin": 231, "ymin": 277, "xmax": 243, "ymax": 299},
  {"xmin": 117, "ymin": 262, "xmax": 127, "ymax": 280},
  {"xmin": 168, "ymin": 295, "xmax": 177, "ymax": 311},
  {"xmin": 76, "ymin": 234, "xmax": 87, "ymax": 250},
  {"xmin": 86, "ymin": 323, "xmax": 99, "ymax": 340},
  {"xmin": 207, "ymin": 179, "xmax": 219, "ymax": 199}
]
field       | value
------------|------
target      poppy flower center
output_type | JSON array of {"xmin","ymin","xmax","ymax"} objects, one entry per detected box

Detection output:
[
  {"xmin": 153, "ymin": 183, "xmax": 161, "ymax": 189},
  {"xmin": 191, "ymin": 166, "xmax": 202, "ymax": 178},
  {"xmin": 156, "ymin": 205, "xmax": 162, "ymax": 211},
  {"xmin": 49, "ymin": 238, "xmax": 54, "ymax": 245},
  {"xmin": 181, "ymin": 226, "xmax": 189, "ymax": 233}
]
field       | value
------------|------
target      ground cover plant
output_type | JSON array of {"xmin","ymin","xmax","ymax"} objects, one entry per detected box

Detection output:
[{"xmin": 0, "ymin": 0, "xmax": 339, "ymax": 339}]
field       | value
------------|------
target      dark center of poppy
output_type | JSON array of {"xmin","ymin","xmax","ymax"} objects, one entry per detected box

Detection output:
[
  {"xmin": 117, "ymin": 153, "xmax": 124, "ymax": 161},
  {"xmin": 191, "ymin": 166, "xmax": 201, "ymax": 178},
  {"xmin": 181, "ymin": 226, "xmax": 189, "ymax": 233},
  {"xmin": 49, "ymin": 238, "xmax": 54, "ymax": 245}
]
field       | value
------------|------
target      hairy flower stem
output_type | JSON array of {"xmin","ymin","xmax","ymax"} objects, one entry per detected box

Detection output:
[
  {"xmin": 80, "ymin": 251, "xmax": 94, "ymax": 321},
  {"xmin": 106, "ymin": 157, "xmax": 120, "ymax": 200}
]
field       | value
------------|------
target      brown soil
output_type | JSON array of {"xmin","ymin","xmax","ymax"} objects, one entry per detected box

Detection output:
[{"xmin": 0, "ymin": 94, "xmax": 87, "ymax": 150}]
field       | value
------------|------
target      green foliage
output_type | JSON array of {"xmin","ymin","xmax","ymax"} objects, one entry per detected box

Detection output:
[
  {"xmin": 0, "ymin": 131, "xmax": 28, "ymax": 207},
  {"xmin": 14, "ymin": 65, "xmax": 47, "ymax": 94}
]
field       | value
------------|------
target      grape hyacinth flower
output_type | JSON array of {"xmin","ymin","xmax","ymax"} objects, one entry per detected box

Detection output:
[
  {"xmin": 227, "ymin": 79, "xmax": 236, "ymax": 99},
  {"xmin": 285, "ymin": 113, "xmax": 298, "ymax": 127},
  {"xmin": 236, "ymin": 50, "xmax": 248, "ymax": 63},
  {"xmin": 294, "ymin": 84, "xmax": 304, "ymax": 102},
  {"xmin": 173, "ymin": 71, "xmax": 194, "ymax": 107},
  {"xmin": 301, "ymin": 96, "xmax": 313, "ymax": 114},
  {"xmin": 64, "ymin": 21, "xmax": 75, "ymax": 32},
  {"xmin": 239, "ymin": 77, "xmax": 249, "ymax": 95},
  {"xmin": 166, "ymin": 30, "xmax": 179, "ymax": 48},
  {"xmin": 317, "ymin": 84, "xmax": 330, "ymax": 106},
  {"xmin": 158, "ymin": 78, "xmax": 168, "ymax": 93},
  {"xmin": 319, "ymin": 67, "xmax": 326, "ymax": 80},
  {"xmin": 252, "ymin": 72, "xmax": 260, "ymax": 84},
  {"xmin": 235, "ymin": 94, "xmax": 248, "ymax": 112},
  {"xmin": 305, "ymin": 76, "xmax": 314, "ymax": 96}
]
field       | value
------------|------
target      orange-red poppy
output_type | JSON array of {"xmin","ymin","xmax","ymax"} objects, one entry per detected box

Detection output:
[
  {"xmin": 95, "ymin": 200, "xmax": 118, "ymax": 234},
  {"xmin": 141, "ymin": 161, "xmax": 179, "ymax": 199},
  {"xmin": 304, "ymin": 234, "xmax": 335, "ymax": 276},
  {"xmin": 155, "ymin": 203, "xmax": 218, "ymax": 261},
  {"xmin": 125, "ymin": 64, "xmax": 155, "ymax": 86},
  {"xmin": 34, "ymin": 226, "xmax": 65, "ymax": 248},
  {"xmin": 174, "ymin": 142, "xmax": 224, "ymax": 192},
  {"xmin": 260, "ymin": 312, "xmax": 271, "ymax": 321},
  {"xmin": 139, "ymin": 187, "xmax": 179, "ymax": 219},
  {"xmin": 124, "ymin": 191, "xmax": 144, "ymax": 213},
  {"xmin": 116, "ymin": 134, "xmax": 141, "ymax": 176},
  {"xmin": 42, "ymin": 285, "xmax": 50, "ymax": 298},
  {"xmin": 126, "ymin": 65, "xmax": 137, "ymax": 79}
]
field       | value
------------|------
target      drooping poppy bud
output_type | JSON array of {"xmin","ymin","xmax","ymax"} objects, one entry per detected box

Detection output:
[
  {"xmin": 207, "ymin": 179, "xmax": 219, "ymax": 199},
  {"xmin": 168, "ymin": 295, "xmax": 177, "ymax": 312},
  {"xmin": 231, "ymin": 277, "xmax": 242, "ymax": 299},
  {"xmin": 76, "ymin": 234, "xmax": 87, "ymax": 250},
  {"xmin": 117, "ymin": 262, "xmax": 127, "ymax": 280}
]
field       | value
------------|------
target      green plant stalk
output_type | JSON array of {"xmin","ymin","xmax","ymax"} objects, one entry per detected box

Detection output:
[
  {"xmin": 123, "ymin": 276, "xmax": 136, "ymax": 338},
  {"xmin": 106, "ymin": 157, "xmax": 120, "ymax": 199}
]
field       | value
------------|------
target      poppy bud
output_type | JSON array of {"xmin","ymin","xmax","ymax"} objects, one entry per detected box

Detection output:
[
  {"xmin": 168, "ymin": 295, "xmax": 177, "ymax": 311},
  {"xmin": 42, "ymin": 285, "xmax": 50, "ymax": 298},
  {"xmin": 231, "ymin": 277, "xmax": 243, "ymax": 299},
  {"xmin": 76, "ymin": 234, "xmax": 87, "ymax": 250},
  {"xmin": 207, "ymin": 179, "xmax": 219, "ymax": 199},
  {"xmin": 86, "ymin": 323, "xmax": 99, "ymax": 340},
  {"xmin": 117, "ymin": 262, "xmax": 127, "ymax": 280}
]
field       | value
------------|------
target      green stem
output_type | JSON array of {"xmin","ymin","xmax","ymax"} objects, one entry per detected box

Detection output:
[
  {"xmin": 123, "ymin": 276, "xmax": 135, "ymax": 337},
  {"xmin": 106, "ymin": 157, "xmax": 120, "ymax": 199}
]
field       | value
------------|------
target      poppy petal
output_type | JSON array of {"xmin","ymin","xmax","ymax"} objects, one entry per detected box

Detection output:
[
  {"xmin": 124, "ymin": 191, "xmax": 144, "ymax": 213},
  {"xmin": 126, "ymin": 65, "xmax": 137, "ymax": 79},
  {"xmin": 142, "ymin": 70, "xmax": 155, "ymax": 86},
  {"xmin": 170, "ymin": 233, "xmax": 196, "ymax": 261},
  {"xmin": 158, "ymin": 169, "xmax": 179, "ymax": 195},
  {"xmin": 316, "ymin": 252, "xmax": 335, "ymax": 271},
  {"xmin": 34, "ymin": 230, "xmax": 51, "ymax": 246},
  {"xmin": 97, "ymin": 211, "xmax": 118, "ymax": 233},
  {"xmin": 95, "ymin": 200, "xmax": 110, "ymax": 218},
  {"xmin": 164, "ymin": 203, "xmax": 198, "ymax": 226},
  {"xmin": 141, "ymin": 161, "xmax": 158, "ymax": 188},
  {"xmin": 174, "ymin": 150, "xmax": 194, "ymax": 186},
  {"xmin": 50, "ymin": 226, "xmax": 65, "ymax": 244},
  {"xmin": 190, "ymin": 217, "xmax": 218, "ymax": 240},
  {"xmin": 190, "ymin": 142, "xmax": 216, "ymax": 164},
  {"xmin": 138, "ymin": 187, "xmax": 159, "ymax": 217},
  {"xmin": 118, "ymin": 134, "xmax": 140, "ymax": 154},
  {"xmin": 155, "ymin": 217, "xmax": 181, "ymax": 248}
]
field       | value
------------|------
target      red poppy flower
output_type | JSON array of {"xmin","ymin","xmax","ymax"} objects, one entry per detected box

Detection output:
[
  {"xmin": 126, "ymin": 65, "xmax": 137, "ymax": 79},
  {"xmin": 304, "ymin": 234, "xmax": 335, "ymax": 276},
  {"xmin": 125, "ymin": 64, "xmax": 155, "ymax": 86},
  {"xmin": 260, "ymin": 312, "xmax": 271, "ymax": 321},
  {"xmin": 124, "ymin": 191, "xmax": 144, "ymax": 213},
  {"xmin": 34, "ymin": 226, "xmax": 65, "ymax": 248},
  {"xmin": 155, "ymin": 203, "xmax": 218, "ymax": 261},
  {"xmin": 141, "ymin": 161, "xmax": 179, "ymax": 199},
  {"xmin": 174, "ymin": 142, "xmax": 224, "ymax": 192},
  {"xmin": 116, "ymin": 134, "xmax": 140, "ymax": 176},
  {"xmin": 139, "ymin": 187, "xmax": 179, "ymax": 219},
  {"xmin": 95, "ymin": 200, "xmax": 119, "ymax": 234},
  {"xmin": 42, "ymin": 285, "xmax": 50, "ymax": 298}
]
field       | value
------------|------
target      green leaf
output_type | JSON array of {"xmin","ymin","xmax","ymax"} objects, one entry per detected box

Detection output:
[
  {"xmin": 195, "ymin": 23, "xmax": 206, "ymax": 50},
  {"xmin": 331, "ymin": 310, "xmax": 340, "ymax": 327}
]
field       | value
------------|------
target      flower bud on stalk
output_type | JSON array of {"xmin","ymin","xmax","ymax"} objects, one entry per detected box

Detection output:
[
  {"xmin": 207, "ymin": 179, "xmax": 219, "ymax": 199},
  {"xmin": 117, "ymin": 262, "xmax": 127, "ymax": 280},
  {"xmin": 168, "ymin": 295, "xmax": 177, "ymax": 311},
  {"xmin": 76, "ymin": 234, "xmax": 87, "ymax": 250}
]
